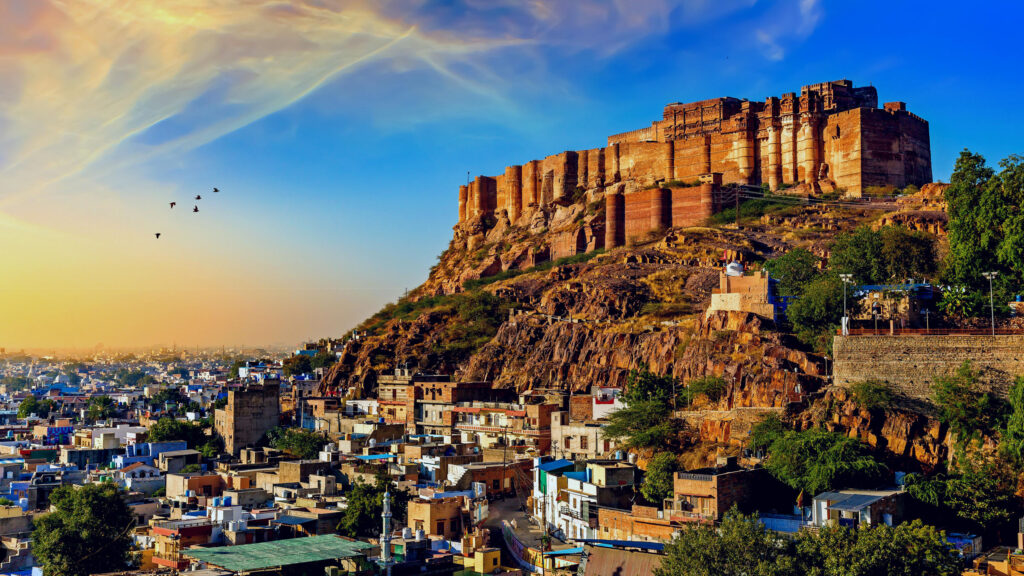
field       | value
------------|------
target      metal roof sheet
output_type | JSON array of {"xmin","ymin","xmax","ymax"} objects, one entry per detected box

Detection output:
[
  {"xmin": 182, "ymin": 534, "xmax": 374, "ymax": 572},
  {"xmin": 828, "ymin": 493, "xmax": 884, "ymax": 512}
]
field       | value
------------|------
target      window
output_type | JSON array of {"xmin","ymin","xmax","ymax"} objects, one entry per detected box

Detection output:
[
  {"xmin": 492, "ymin": 479, "xmax": 500, "ymax": 490},
  {"xmin": 603, "ymin": 440, "xmax": 610, "ymax": 453},
  {"xmin": 564, "ymin": 438, "xmax": 571, "ymax": 449},
  {"xmin": 580, "ymin": 436, "xmax": 588, "ymax": 450},
  {"xmin": 436, "ymin": 520, "xmax": 444, "ymax": 534}
]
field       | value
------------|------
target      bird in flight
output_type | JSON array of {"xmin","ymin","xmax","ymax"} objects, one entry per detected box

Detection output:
[
  {"xmin": 195, "ymin": 194, "xmax": 202, "ymax": 200},
  {"xmin": 213, "ymin": 187, "xmax": 219, "ymax": 193},
  {"xmin": 193, "ymin": 206, "xmax": 199, "ymax": 213},
  {"xmin": 155, "ymin": 233, "xmax": 161, "ymax": 239},
  {"xmin": 170, "ymin": 202, "xmax": 176, "ymax": 209}
]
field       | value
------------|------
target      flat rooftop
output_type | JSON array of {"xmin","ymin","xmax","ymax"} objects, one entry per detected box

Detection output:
[{"xmin": 182, "ymin": 534, "xmax": 375, "ymax": 572}]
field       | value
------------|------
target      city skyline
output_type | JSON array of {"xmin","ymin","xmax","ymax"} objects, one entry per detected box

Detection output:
[{"xmin": 2, "ymin": 0, "xmax": 1022, "ymax": 349}]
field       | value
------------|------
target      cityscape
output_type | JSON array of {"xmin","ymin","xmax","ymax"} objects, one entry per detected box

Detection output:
[{"xmin": 3, "ymin": 2, "xmax": 1024, "ymax": 576}]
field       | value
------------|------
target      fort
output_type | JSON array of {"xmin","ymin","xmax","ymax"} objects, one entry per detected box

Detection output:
[
  {"xmin": 452, "ymin": 79, "xmax": 932, "ymax": 274},
  {"xmin": 457, "ymin": 79, "xmax": 930, "ymax": 220}
]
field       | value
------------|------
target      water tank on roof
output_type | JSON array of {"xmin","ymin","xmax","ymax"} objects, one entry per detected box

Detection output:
[
  {"xmin": 223, "ymin": 496, "xmax": 232, "ymax": 506},
  {"xmin": 614, "ymin": 451, "xmax": 624, "ymax": 461},
  {"xmin": 415, "ymin": 529, "xmax": 425, "ymax": 542},
  {"xmin": 402, "ymin": 527, "xmax": 413, "ymax": 539},
  {"xmin": 627, "ymin": 453, "xmax": 638, "ymax": 464},
  {"xmin": 725, "ymin": 261, "xmax": 744, "ymax": 277}
]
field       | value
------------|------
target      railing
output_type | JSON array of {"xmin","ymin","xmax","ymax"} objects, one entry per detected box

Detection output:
[{"xmin": 840, "ymin": 328, "xmax": 1024, "ymax": 336}]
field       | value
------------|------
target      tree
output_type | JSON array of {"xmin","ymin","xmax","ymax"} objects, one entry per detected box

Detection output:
[
  {"xmin": 932, "ymin": 361, "xmax": 1007, "ymax": 442},
  {"xmin": 748, "ymin": 413, "xmax": 788, "ymax": 453},
  {"xmin": 849, "ymin": 380, "xmax": 894, "ymax": 412},
  {"xmin": 829, "ymin": 226, "xmax": 937, "ymax": 284},
  {"xmin": 794, "ymin": 520, "xmax": 962, "ymax": 576},
  {"xmin": 180, "ymin": 464, "xmax": 201, "ymax": 474},
  {"xmin": 641, "ymin": 453, "xmax": 678, "ymax": 505},
  {"xmin": 149, "ymin": 386, "xmax": 184, "ymax": 408},
  {"xmin": 266, "ymin": 427, "xmax": 328, "ymax": 459},
  {"xmin": 679, "ymin": 376, "xmax": 727, "ymax": 407},
  {"xmin": 657, "ymin": 509, "xmax": 961, "ymax": 576},
  {"xmin": 282, "ymin": 355, "xmax": 312, "ymax": 377},
  {"xmin": 764, "ymin": 248, "xmax": 820, "ymax": 297},
  {"xmin": 17, "ymin": 396, "xmax": 56, "ymax": 419},
  {"xmin": 602, "ymin": 400, "xmax": 679, "ymax": 449},
  {"xmin": 786, "ymin": 275, "xmax": 843, "ymax": 352},
  {"xmin": 86, "ymin": 396, "xmax": 117, "ymax": 422},
  {"xmin": 655, "ymin": 509, "xmax": 800, "ymax": 576},
  {"xmin": 905, "ymin": 456, "xmax": 1021, "ymax": 535},
  {"xmin": 115, "ymin": 369, "xmax": 153, "ymax": 387},
  {"xmin": 1000, "ymin": 376, "xmax": 1024, "ymax": 463},
  {"xmin": 622, "ymin": 364, "xmax": 677, "ymax": 405},
  {"xmin": 764, "ymin": 428, "xmax": 887, "ymax": 495},
  {"xmin": 337, "ymin": 475, "xmax": 409, "ymax": 538},
  {"xmin": 310, "ymin": 350, "xmax": 337, "ymax": 370},
  {"xmin": 32, "ymin": 483, "xmax": 135, "ymax": 576}
]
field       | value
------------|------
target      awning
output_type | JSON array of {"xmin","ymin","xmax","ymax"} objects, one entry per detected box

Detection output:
[{"xmin": 273, "ymin": 515, "xmax": 317, "ymax": 526}]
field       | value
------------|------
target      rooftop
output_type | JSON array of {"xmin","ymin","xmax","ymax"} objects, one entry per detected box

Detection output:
[{"xmin": 182, "ymin": 534, "xmax": 375, "ymax": 572}]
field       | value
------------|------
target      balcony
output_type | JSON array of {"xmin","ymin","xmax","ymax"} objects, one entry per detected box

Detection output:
[{"xmin": 558, "ymin": 505, "xmax": 599, "ymax": 529}]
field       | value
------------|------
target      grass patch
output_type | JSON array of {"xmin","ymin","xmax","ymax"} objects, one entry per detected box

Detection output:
[{"xmin": 707, "ymin": 196, "xmax": 800, "ymax": 225}]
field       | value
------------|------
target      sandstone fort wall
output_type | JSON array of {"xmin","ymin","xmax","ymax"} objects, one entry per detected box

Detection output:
[
  {"xmin": 459, "ymin": 79, "xmax": 929, "ymax": 217},
  {"xmin": 832, "ymin": 335, "xmax": 1024, "ymax": 401}
]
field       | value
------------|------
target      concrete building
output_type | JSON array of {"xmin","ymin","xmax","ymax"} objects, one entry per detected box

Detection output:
[
  {"xmin": 811, "ymin": 488, "xmax": 905, "ymax": 528},
  {"xmin": 214, "ymin": 382, "xmax": 280, "ymax": 455}
]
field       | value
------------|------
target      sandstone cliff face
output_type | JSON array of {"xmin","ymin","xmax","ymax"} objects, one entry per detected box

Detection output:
[{"xmin": 321, "ymin": 190, "xmax": 966, "ymax": 469}]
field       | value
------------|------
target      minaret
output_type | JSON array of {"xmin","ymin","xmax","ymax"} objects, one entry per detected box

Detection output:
[{"xmin": 380, "ymin": 489, "xmax": 393, "ymax": 576}]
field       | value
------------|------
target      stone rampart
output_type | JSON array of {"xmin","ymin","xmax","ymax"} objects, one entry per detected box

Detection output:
[{"xmin": 832, "ymin": 335, "xmax": 1024, "ymax": 400}]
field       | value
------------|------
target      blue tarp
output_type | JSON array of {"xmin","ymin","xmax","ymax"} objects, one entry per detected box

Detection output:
[
  {"xmin": 573, "ymin": 539, "xmax": 665, "ymax": 552},
  {"xmin": 352, "ymin": 453, "xmax": 394, "ymax": 461},
  {"xmin": 273, "ymin": 515, "xmax": 316, "ymax": 526},
  {"xmin": 564, "ymin": 470, "xmax": 588, "ymax": 482},
  {"xmin": 536, "ymin": 459, "xmax": 573, "ymax": 473}
]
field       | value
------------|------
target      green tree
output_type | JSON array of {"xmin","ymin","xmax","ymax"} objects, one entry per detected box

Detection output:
[
  {"xmin": 764, "ymin": 428, "xmax": 887, "ymax": 495},
  {"xmin": 849, "ymin": 380, "xmax": 894, "ymax": 412},
  {"xmin": 337, "ymin": 475, "xmax": 409, "ymax": 538},
  {"xmin": 764, "ymin": 248, "xmax": 820, "ymax": 297},
  {"xmin": 622, "ymin": 364, "xmax": 677, "ymax": 405},
  {"xmin": 932, "ymin": 361, "xmax": 1007, "ymax": 442},
  {"xmin": 86, "ymin": 396, "xmax": 117, "ymax": 422},
  {"xmin": 266, "ymin": 427, "xmax": 328, "ymax": 459},
  {"xmin": 905, "ymin": 456, "xmax": 1020, "ymax": 534},
  {"xmin": 602, "ymin": 400, "xmax": 678, "ymax": 449},
  {"xmin": 829, "ymin": 226, "xmax": 937, "ymax": 284},
  {"xmin": 679, "ymin": 376, "xmax": 727, "ymax": 407},
  {"xmin": 1000, "ymin": 376, "xmax": 1024, "ymax": 463},
  {"xmin": 786, "ymin": 276, "xmax": 843, "ymax": 352},
  {"xmin": 180, "ymin": 464, "xmax": 201, "ymax": 473},
  {"xmin": 310, "ymin": 350, "xmax": 337, "ymax": 370},
  {"xmin": 115, "ymin": 369, "xmax": 153, "ymax": 387},
  {"xmin": 149, "ymin": 386, "xmax": 184, "ymax": 408},
  {"xmin": 18, "ymin": 396, "xmax": 56, "ymax": 419},
  {"xmin": 32, "ymin": 483, "xmax": 135, "ymax": 576},
  {"xmin": 641, "ymin": 453, "xmax": 678, "ymax": 505},
  {"xmin": 282, "ymin": 355, "xmax": 313, "ymax": 377},
  {"xmin": 655, "ymin": 509, "xmax": 799, "ymax": 576},
  {"xmin": 748, "ymin": 413, "xmax": 788, "ymax": 453},
  {"xmin": 147, "ymin": 417, "xmax": 207, "ymax": 447},
  {"xmin": 794, "ymin": 520, "xmax": 962, "ymax": 576}
]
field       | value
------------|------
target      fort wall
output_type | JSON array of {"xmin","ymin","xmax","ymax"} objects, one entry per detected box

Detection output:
[{"xmin": 832, "ymin": 335, "xmax": 1024, "ymax": 401}]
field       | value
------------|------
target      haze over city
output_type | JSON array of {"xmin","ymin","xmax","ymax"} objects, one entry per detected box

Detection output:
[{"xmin": 2, "ymin": 0, "xmax": 1022, "ymax": 349}]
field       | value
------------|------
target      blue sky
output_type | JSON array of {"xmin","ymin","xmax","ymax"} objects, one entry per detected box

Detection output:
[{"xmin": 1, "ymin": 0, "xmax": 1021, "ymax": 348}]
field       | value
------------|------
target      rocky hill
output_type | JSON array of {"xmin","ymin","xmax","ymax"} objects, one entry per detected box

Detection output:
[{"xmin": 318, "ymin": 179, "xmax": 960, "ymax": 470}]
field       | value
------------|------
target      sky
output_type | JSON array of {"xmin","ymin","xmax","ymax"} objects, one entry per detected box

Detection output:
[{"xmin": 1, "ymin": 0, "xmax": 1021, "ymax": 351}]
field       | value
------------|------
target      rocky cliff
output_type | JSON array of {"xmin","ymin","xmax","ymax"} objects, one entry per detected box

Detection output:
[{"xmin": 320, "ymin": 180, "xmax": 958, "ymax": 469}]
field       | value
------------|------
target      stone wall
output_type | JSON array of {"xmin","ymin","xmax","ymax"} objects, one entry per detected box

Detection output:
[
  {"xmin": 457, "ymin": 78, "xmax": 934, "ymax": 222},
  {"xmin": 832, "ymin": 335, "xmax": 1024, "ymax": 400}
]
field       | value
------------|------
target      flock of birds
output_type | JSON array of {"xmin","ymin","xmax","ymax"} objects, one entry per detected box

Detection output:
[{"xmin": 155, "ymin": 187, "xmax": 219, "ymax": 239}]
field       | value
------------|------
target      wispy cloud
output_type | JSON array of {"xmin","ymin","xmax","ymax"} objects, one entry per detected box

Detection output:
[
  {"xmin": 755, "ymin": 0, "xmax": 823, "ymax": 62},
  {"xmin": 0, "ymin": 0, "xmax": 813, "ymax": 208}
]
